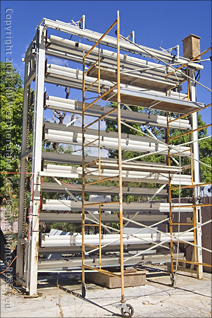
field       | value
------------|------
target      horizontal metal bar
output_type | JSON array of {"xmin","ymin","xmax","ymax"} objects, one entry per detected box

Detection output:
[
  {"xmin": 85, "ymin": 78, "xmax": 99, "ymax": 92},
  {"xmin": 171, "ymin": 223, "xmax": 194, "ymax": 226},
  {"xmin": 42, "ymin": 151, "xmax": 97, "ymax": 165},
  {"xmin": 85, "ymin": 175, "xmax": 118, "ymax": 186},
  {"xmin": 84, "ymin": 159, "xmax": 99, "ymax": 167},
  {"xmin": 39, "ymin": 212, "xmax": 167, "ymax": 224},
  {"xmin": 173, "ymin": 258, "xmax": 212, "ymax": 268},
  {"xmin": 83, "ymin": 84, "xmax": 118, "ymax": 111},
  {"xmin": 85, "ymin": 60, "xmax": 98, "ymax": 75},
  {"xmin": 84, "ymin": 244, "xmax": 98, "ymax": 247},
  {"xmin": 84, "ymin": 138, "xmax": 99, "ymax": 147},
  {"xmin": 170, "ymin": 203, "xmax": 212, "ymax": 209},
  {"xmin": 170, "ymin": 123, "xmax": 212, "ymax": 141},
  {"xmin": 168, "ymin": 102, "xmax": 212, "ymax": 124},
  {"xmin": 41, "ymin": 182, "xmax": 168, "ymax": 196},
  {"xmin": 171, "ymin": 182, "xmax": 212, "ymax": 190},
  {"xmin": 83, "ymin": 107, "xmax": 117, "ymax": 130},
  {"xmin": 83, "ymin": 201, "xmax": 119, "ymax": 207},
  {"xmin": 38, "ymin": 253, "xmax": 185, "ymax": 270}
]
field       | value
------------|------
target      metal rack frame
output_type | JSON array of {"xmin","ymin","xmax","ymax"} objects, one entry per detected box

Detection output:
[{"xmin": 16, "ymin": 13, "xmax": 212, "ymax": 317}]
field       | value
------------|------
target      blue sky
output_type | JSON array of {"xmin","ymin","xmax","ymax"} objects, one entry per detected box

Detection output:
[{"xmin": 1, "ymin": 0, "xmax": 211, "ymax": 128}]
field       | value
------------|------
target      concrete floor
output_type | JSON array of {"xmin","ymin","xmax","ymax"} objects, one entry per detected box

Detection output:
[{"xmin": 1, "ymin": 266, "xmax": 211, "ymax": 317}]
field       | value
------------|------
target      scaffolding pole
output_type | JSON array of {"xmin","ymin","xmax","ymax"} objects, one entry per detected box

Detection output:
[
  {"xmin": 189, "ymin": 68, "xmax": 203, "ymax": 279},
  {"xmin": 81, "ymin": 12, "xmax": 134, "ymax": 316}
]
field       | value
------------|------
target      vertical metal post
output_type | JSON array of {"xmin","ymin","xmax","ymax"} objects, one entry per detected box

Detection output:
[
  {"xmin": 117, "ymin": 11, "xmax": 125, "ymax": 304},
  {"xmin": 167, "ymin": 116, "xmax": 175, "ymax": 284},
  {"xmin": 188, "ymin": 68, "xmax": 203, "ymax": 279},
  {"xmin": 99, "ymin": 204, "xmax": 102, "ymax": 269},
  {"xmin": 98, "ymin": 43, "xmax": 101, "ymax": 96},
  {"xmin": 98, "ymin": 120, "xmax": 101, "ymax": 179},
  {"xmin": 190, "ymin": 145, "xmax": 197, "ymax": 264},
  {"xmin": 98, "ymin": 120, "xmax": 102, "ymax": 269},
  {"xmin": 16, "ymin": 56, "xmax": 30, "ymax": 284},
  {"xmin": 82, "ymin": 55, "xmax": 86, "ymax": 293},
  {"xmin": 28, "ymin": 26, "xmax": 45, "ymax": 296}
]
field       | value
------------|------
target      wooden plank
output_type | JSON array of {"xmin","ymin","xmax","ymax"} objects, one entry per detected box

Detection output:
[{"xmin": 88, "ymin": 66, "xmax": 176, "ymax": 92}]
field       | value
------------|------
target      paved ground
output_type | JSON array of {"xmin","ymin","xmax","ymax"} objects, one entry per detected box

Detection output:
[{"xmin": 1, "ymin": 266, "xmax": 211, "ymax": 317}]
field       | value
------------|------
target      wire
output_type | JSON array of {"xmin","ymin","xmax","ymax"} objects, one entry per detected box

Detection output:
[
  {"xmin": 0, "ymin": 171, "xmax": 33, "ymax": 175},
  {"xmin": 0, "ymin": 255, "xmax": 18, "ymax": 274}
]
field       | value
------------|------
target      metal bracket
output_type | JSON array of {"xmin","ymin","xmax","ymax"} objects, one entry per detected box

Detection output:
[
  {"xmin": 78, "ymin": 15, "xmax": 85, "ymax": 30},
  {"xmin": 127, "ymin": 31, "xmax": 135, "ymax": 43}
]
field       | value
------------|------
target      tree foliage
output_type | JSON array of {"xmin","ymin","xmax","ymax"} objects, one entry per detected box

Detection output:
[{"xmin": 0, "ymin": 62, "xmax": 24, "ymax": 201}]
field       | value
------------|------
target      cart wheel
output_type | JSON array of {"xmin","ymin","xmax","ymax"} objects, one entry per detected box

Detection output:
[
  {"xmin": 121, "ymin": 304, "xmax": 134, "ymax": 318},
  {"xmin": 81, "ymin": 284, "xmax": 86, "ymax": 298}
]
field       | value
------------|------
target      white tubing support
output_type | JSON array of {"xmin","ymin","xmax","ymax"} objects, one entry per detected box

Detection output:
[
  {"xmin": 28, "ymin": 26, "xmax": 46, "ymax": 296},
  {"xmin": 189, "ymin": 68, "xmax": 203, "ymax": 279},
  {"xmin": 45, "ymin": 96, "xmax": 191, "ymax": 130},
  {"xmin": 70, "ymin": 217, "xmax": 170, "ymax": 255},
  {"xmin": 44, "ymin": 127, "xmax": 191, "ymax": 157},
  {"xmin": 40, "ymin": 18, "xmax": 204, "ymax": 70}
]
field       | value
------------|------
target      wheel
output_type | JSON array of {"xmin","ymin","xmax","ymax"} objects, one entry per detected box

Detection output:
[
  {"xmin": 121, "ymin": 304, "xmax": 134, "ymax": 318},
  {"xmin": 81, "ymin": 284, "xmax": 86, "ymax": 298}
]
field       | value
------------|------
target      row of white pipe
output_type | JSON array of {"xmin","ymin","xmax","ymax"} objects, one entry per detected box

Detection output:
[
  {"xmin": 45, "ymin": 129, "xmax": 190, "ymax": 156},
  {"xmin": 41, "ymin": 231, "xmax": 194, "ymax": 247},
  {"xmin": 46, "ymin": 95, "xmax": 191, "ymax": 130},
  {"xmin": 41, "ymin": 164, "xmax": 192, "ymax": 185},
  {"xmin": 42, "ymin": 199, "xmax": 193, "ymax": 212}
]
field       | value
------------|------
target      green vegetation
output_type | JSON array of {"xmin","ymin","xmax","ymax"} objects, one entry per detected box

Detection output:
[{"xmin": 0, "ymin": 62, "xmax": 24, "ymax": 198}]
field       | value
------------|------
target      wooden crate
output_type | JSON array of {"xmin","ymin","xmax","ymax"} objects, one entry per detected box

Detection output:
[
  {"xmin": 182, "ymin": 34, "xmax": 201, "ymax": 60},
  {"xmin": 86, "ymin": 269, "xmax": 147, "ymax": 289}
]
